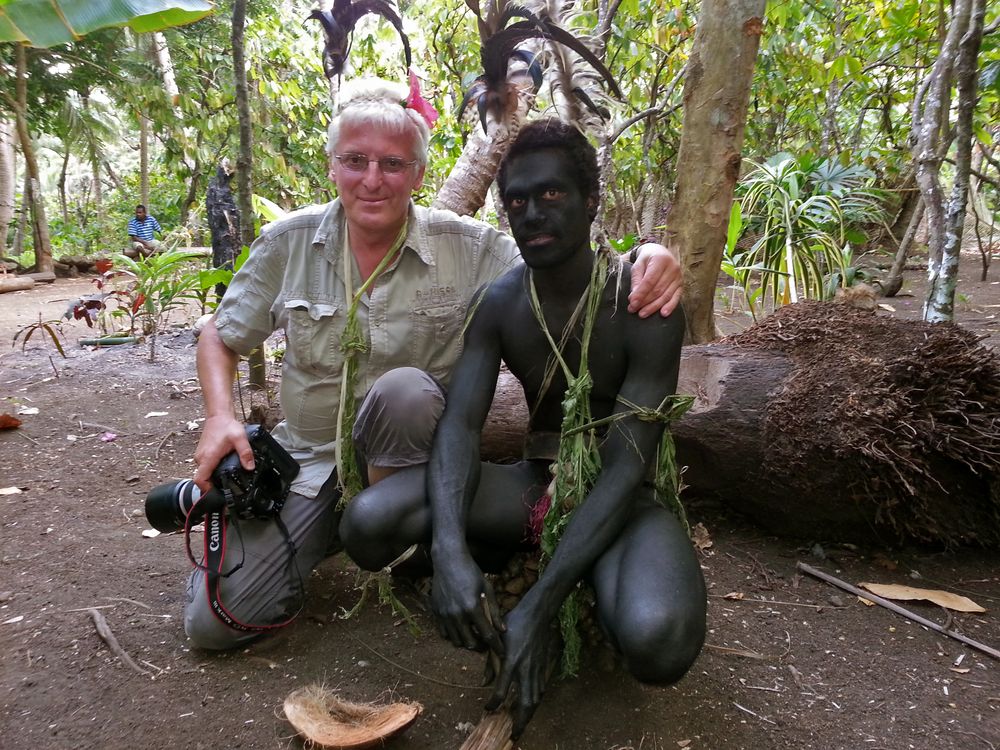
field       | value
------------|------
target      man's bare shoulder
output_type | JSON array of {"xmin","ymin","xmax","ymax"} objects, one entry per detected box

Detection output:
[
  {"xmin": 478, "ymin": 264, "xmax": 526, "ymax": 306},
  {"xmin": 602, "ymin": 262, "xmax": 685, "ymax": 360}
]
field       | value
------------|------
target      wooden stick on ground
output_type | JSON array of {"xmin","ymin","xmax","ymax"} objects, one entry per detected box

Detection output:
[
  {"xmin": 458, "ymin": 709, "xmax": 514, "ymax": 750},
  {"xmin": 797, "ymin": 562, "xmax": 1000, "ymax": 661},
  {"xmin": 87, "ymin": 607, "xmax": 151, "ymax": 676}
]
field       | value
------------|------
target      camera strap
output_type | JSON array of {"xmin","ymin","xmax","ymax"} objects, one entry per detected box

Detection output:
[{"xmin": 197, "ymin": 509, "xmax": 304, "ymax": 633}]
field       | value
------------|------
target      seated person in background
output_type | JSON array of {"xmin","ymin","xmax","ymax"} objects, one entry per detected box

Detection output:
[
  {"xmin": 341, "ymin": 119, "xmax": 706, "ymax": 739},
  {"xmin": 126, "ymin": 204, "xmax": 163, "ymax": 257}
]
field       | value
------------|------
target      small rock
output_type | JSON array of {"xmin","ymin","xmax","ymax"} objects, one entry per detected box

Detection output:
[
  {"xmin": 0, "ymin": 591, "xmax": 13, "ymax": 603},
  {"xmin": 828, "ymin": 594, "xmax": 847, "ymax": 607}
]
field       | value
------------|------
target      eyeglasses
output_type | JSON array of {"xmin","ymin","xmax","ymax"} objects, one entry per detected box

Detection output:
[{"xmin": 334, "ymin": 153, "xmax": 418, "ymax": 174}]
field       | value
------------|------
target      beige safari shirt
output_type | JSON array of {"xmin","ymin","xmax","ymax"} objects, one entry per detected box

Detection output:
[{"xmin": 213, "ymin": 200, "xmax": 519, "ymax": 497}]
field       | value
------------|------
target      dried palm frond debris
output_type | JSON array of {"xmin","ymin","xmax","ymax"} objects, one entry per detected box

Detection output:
[{"xmin": 730, "ymin": 301, "xmax": 1000, "ymax": 545}]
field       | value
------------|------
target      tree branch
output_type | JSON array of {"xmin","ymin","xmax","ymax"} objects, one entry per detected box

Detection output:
[
  {"xmin": 979, "ymin": 141, "xmax": 1000, "ymax": 172},
  {"xmin": 943, "ymin": 156, "xmax": 1000, "ymax": 190},
  {"xmin": 609, "ymin": 101, "xmax": 681, "ymax": 144}
]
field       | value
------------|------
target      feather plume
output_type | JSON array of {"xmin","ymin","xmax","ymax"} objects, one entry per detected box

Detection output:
[
  {"xmin": 307, "ymin": 0, "xmax": 411, "ymax": 79},
  {"xmin": 529, "ymin": 0, "xmax": 619, "ymax": 127},
  {"xmin": 457, "ymin": 4, "xmax": 621, "ymax": 131}
]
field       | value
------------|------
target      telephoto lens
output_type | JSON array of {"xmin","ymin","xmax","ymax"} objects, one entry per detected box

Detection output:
[{"xmin": 145, "ymin": 479, "xmax": 206, "ymax": 533}]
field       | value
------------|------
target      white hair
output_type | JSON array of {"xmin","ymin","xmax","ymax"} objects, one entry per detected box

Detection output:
[{"xmin": 326, "ymin": 78, "xmax": 431, "ymax": 167}]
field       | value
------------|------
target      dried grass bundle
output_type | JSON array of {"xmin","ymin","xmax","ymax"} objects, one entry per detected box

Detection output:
[{"xmin": 283, "ymin": 685, "xmax": 421, "ymax": 749}]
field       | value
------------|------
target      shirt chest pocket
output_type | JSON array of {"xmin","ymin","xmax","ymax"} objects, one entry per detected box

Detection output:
[
  {"xmin": 409, "ymin": 301, "xmax": 465, "ymax": 379},
  {"xmin": 283, "ymin": 301, "xmax": 346, "ymax": 373}
]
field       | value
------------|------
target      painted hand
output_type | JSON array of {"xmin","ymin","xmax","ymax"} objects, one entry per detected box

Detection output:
[
  {"xmin": 430, "ymin": 552, "xmax": 504, "ymax": 654},
  {"xmin": 484, "ymin": 604, "xmax": 556, "ymax": 739}
]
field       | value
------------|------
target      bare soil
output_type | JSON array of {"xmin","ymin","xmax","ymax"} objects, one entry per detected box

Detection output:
[{"xmin": 1, "ymin": 271, "xmax": 999, "ymax": 750}]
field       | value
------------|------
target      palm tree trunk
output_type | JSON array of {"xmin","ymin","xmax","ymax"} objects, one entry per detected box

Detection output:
[
  {"xmin": 91, "ymin": 156, "xmax": 103, "ymax": 219},
  {"xmin": 139, "ymin": 114, "xmax": 150, "ymax": 208},
  {"xmin": 151, "ymin": 32, "xmax": 180, "ymax": 108},
  {"xmin": 432, "ymin": 102, "xmax": 530, "ymax": 216},
  {"xmin": 232, "ymin": 0, "xmax": 266, "ymax": 390},
  {"xmin": 12, "ymin": 171, "xmax": 28, "ymax": 256},
  {"xmin": 58, "ymin": 148, "xmax": 70, "ymax": 224},
  {"xmin": 13, "ymin": 44, "xmax": 53, "ymax": 273},
  {"xmin": 0, "ymin": 119, "xmax": 15, "ymax": 256}
]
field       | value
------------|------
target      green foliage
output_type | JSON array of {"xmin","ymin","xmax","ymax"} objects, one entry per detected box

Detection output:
[
  {"xmin": 720, "ymin": 201, "xmax": 769, "ymax": 321},
  {"xmin": 48, "ymin": 212, "xmax": 121, "ymax": 258},
  {"xmin": 2, "ymin": 0, "xmax": 996, "ymax": 318},
  {"xmin": 736, "ymin": 153, "xmax": 885, "ymax": 307},
  {"xmin": 112, "ymin": 248, "xmax": 205, "ymax": 338},
  {"xmin": 0, "ymin": 0, "xmax": 213, "ymax": 47},
  {"xmin": 12, "ymin": 315, "xmax": 67, "ymax": 357},
  {"xmin": 197, "ymin": 244, "xmax": 249, "ymax": 308}
]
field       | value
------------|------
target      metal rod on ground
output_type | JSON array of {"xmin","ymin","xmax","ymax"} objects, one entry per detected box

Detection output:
[{"xmin": 797, "ymin": 562, "xmax": 1000, "ymax": 661}]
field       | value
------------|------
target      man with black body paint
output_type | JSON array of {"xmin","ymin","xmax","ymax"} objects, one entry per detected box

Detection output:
[{"xmin": 341, "ymin": 119, "xmax": 706, "ymax": 739}]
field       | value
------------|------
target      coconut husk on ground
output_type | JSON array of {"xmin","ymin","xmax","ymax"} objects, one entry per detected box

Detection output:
[
  {"xmin": 673, "ymin": 300, "xmax": 1000, "ymax": 546},
  {"xmin": 282, "ymin": 685, "xmax": 421, "ymax": 749}
]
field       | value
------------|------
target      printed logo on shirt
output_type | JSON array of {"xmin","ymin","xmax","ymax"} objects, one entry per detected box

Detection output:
[{"xmin": 415, "ymin": 285, "xmax": 457, "ymax": 303}]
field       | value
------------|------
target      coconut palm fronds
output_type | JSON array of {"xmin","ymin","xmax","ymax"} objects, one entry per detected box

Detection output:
[{"xmin": 306, "ymin": 0, "xmax": 411, "ymax": 79}]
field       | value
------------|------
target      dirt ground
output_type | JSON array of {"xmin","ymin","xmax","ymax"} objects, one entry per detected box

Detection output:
[{"xmin": 2, "ymin": 266, "xmax": 999, "ymax": 750}]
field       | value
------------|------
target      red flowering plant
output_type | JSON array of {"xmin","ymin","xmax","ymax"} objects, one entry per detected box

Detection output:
[
  {"xmin": 67, "ymin": 249, "xmax": 205, "ymax": 342},
  {"xmin": 66, "ymin": 266, "xmax": 142, "ymax": 336}
]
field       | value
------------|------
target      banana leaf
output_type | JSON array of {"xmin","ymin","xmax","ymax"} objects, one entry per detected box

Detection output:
[{"xmin": 0, "ymin": 0, "xmax": 214, "ymax": 47}]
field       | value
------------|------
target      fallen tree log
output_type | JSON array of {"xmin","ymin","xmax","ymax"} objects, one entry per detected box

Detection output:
[
  {"xmin": 0, "ymin": 275, "xmax": 34, "ymax": 293},
  {"xmin": 22, "ymin": 270, "xmax": 55, "ymax": 283},
  {"xmin": 480, "ymin": 302, "xmax": 1000, "ymax": 547}
]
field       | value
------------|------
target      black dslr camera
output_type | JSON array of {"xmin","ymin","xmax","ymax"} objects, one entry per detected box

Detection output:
[{"xmin": 145, "ymin": 425, "xmax": 299, "ymax": 533}]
